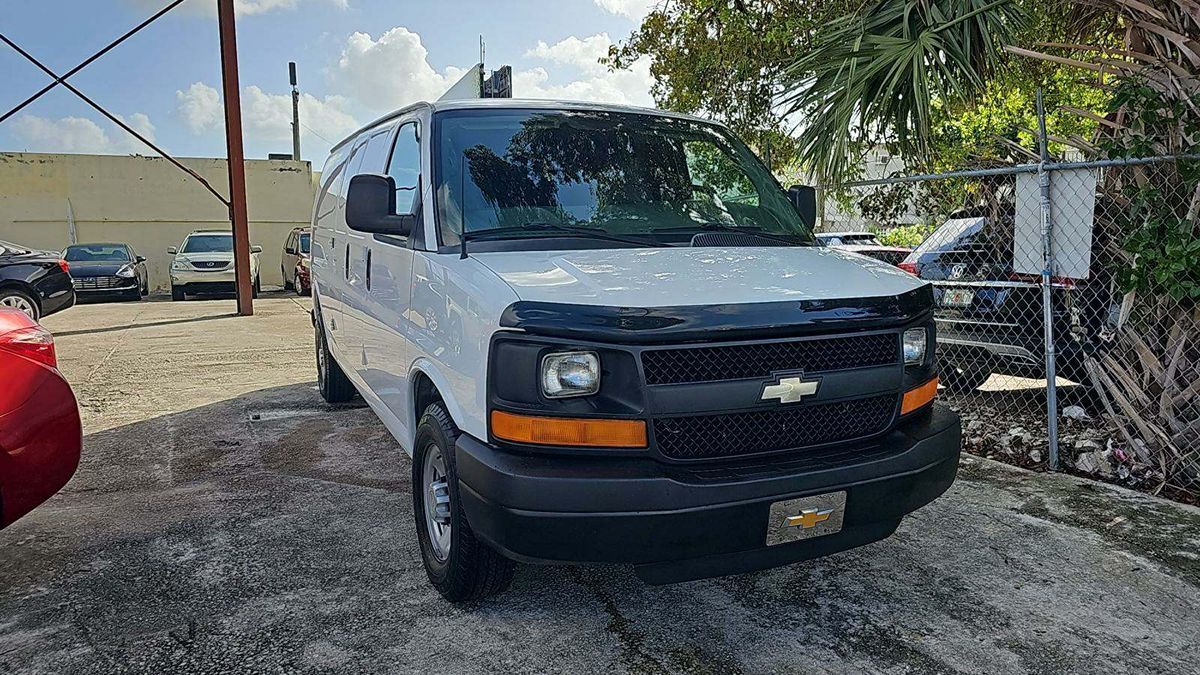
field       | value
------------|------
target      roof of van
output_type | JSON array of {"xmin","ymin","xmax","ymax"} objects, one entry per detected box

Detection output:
[{"xmin": 329, "ymin": 99, "xmax": 715, "ymax": 154}]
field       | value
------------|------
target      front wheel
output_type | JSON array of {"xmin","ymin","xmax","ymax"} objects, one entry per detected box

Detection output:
[
  {"xmin": 251, "ymin": 276, "xmax": 260, "ymax": 299},
  {"xmin": 413, "ymin": 403, "xmax": 516, "ymax": 603},
  {"xmin": 282, "ymin": 266, "xmax": 292, "ymax": 290},
  {"xmin": 0, "ymin": 289, "xmax": 39, "ymax": 320},
  {"xmin": 171, "ymin": 285, "xmax": 185, "ymax": 302}
]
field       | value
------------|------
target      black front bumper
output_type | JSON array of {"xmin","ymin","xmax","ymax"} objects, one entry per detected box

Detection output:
[{"xmin": 456, "ymin": 404, "xmax": 961, "ymax": 584}]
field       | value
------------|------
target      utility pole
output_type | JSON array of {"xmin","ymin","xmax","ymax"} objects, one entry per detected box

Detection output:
[
  {"xmin": 289, "ymin": 61, "xmax": 300, "ymax": 161},
  {"xmin": 217, "ymin": 0, "xmax": 254, "ymax": 316}
]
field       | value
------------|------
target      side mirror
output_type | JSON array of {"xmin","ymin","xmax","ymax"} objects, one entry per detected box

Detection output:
[
  {"xmin": 135, "ymin": 255, "xmax": 146, "ymax": 263},
  {"xmin": 285, "ymin": 246, "xmax": 296, "ymax": 255},
  {"xmin": 347, "ymin": 173, "xmax": 414, "ymax": 236},
  {"xmin": 251, "ymin": 245, "xmax": 263, "ymax": 254},
  {"xmin": 167, "ymin": 246, "xmax": 178, "ymax": 255},
  {"xmin": 787, "ymin": 185, "xmax": 817, "ymax": 229}
]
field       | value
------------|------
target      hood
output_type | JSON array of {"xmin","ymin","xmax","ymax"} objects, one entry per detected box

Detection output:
[
  {"xmin": 472, "ymin": 246, "xmax": 926, "ymax": 308},
  {"xmin": 69, "ymin": 262, "xmax": 132, "ymax": 276}
]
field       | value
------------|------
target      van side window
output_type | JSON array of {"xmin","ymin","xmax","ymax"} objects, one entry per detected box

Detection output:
[
  {"xmin": 356, "ymin": 128, "xmax": 395, "ymax": 178},
  {"xmin": 316, "ymin": 147, "xmax": 351, "ymax": 223},
  {"xmin": 388, "ymin": 123, "xmax": 420, "ymax": 215}
]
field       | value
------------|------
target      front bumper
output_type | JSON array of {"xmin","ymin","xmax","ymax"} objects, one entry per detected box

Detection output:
[
  {"xmin": 456, "ymin": 404, "xmax": 961, "ymax": 584},
  {"xmin": 171, "ymin": 268, "xmax": 237, "ymax": 285},
  {"xmin": 72, "ymin": 276, "xmax": 139, "ymax": 295}
]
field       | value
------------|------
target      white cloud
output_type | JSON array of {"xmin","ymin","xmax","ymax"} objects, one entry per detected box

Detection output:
[
  {"xmin": 176, "ymin": 82, "xmax": 223, "ymax": 134},
  {"xmin": 241, "ymin": 86, "xmax": 360, "ymax": 144},
  {"xmin": 128, "ymin": 0, "xmax": 345, "ymax": 17},
  {"xmin": 518, "ymin": 34, "xmax": 654, "ymax": 106},
  {"xmin": 593, "ymin": 0, "xmax": 657, "ymax": 20},
  {"xmin": 10, "ymin": 113, "xmax": 158, "ymax": 154},
  {"xmin": 331, "ymin": 27, "xmax": 466, "ymax": 112}
]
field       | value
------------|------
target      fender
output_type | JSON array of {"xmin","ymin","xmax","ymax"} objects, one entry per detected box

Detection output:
[{"xmin": 407, "ymin": 358, "xmax": 478, "ymax": 450}]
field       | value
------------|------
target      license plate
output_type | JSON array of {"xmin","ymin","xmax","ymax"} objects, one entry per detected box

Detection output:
[
  {"xmin": 940, "ymin": 288, "xmax": 974, "ymax": 307},
  {"xmin": 765, "ymin": 491, "xmax": 846, "ymax": 546}
]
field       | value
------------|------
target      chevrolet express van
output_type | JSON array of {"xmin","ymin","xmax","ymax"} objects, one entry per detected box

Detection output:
[{"xmin": 310, "ymin": 99, "xmax": 961, "ymax": 602}]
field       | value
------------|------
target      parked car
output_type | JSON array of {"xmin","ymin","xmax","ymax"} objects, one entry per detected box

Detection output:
[
  {"xmin": 815, "ymin": 231, "xmax": 911, "ymax": 266},
  {"xmin": 899, "ymin": 215, "xmax": 1112, "ymax": 391},
  {"xmin": 62, "ymin": 242, "xmax": 148, "ymax": 301},
  {"xmin": 0, "ymin": 239, "xmax": 75, "ymax": 320},
  {"xmin": 168, "ymin": 230, "xmax": 262, "ymax": 301},
  {"xmin": 310, "ymin": 99, "xmax": 961, "ymax": 602},
  {"xmin": 281, "ymin": 227, "xmax": 312, "ymax": 295},
  {"xmin": 0, "ymin": 308, "xmax": 82, "ymax": 529}
]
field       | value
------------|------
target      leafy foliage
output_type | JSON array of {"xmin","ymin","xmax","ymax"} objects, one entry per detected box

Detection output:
[{"xmin": 875, "ymin": 222, "xmax": 936, "ymax": 247}]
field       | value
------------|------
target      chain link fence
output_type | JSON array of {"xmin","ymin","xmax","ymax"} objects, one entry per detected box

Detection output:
[{"xmin": 820, "ymin": 154, "xmax": 1200, "ymax": 503}]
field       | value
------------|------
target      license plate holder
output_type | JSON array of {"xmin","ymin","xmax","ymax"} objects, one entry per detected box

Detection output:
[
  {"xmin": 765, "ymin": 491, "xmax": 847, "ymax": 546},
  {"xmin": 940, "ymin": 287, "xmax": 975, "ymax": 308}
]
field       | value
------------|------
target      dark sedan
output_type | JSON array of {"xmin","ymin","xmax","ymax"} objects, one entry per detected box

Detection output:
[
  {"xmin": 63, "ymin": 242, "xmax": 148, "ymax": 302},
  {"xmin": 0, "ymin": 240, "xmax": 75, "ymax": 321}
]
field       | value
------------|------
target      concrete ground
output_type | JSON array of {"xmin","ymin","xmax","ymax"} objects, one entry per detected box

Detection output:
[{"xmin": 2, "ymin": 296, "xmax": 1199, "ymax": 674}]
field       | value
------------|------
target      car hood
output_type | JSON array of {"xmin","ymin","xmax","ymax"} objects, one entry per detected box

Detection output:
[
  {"xmin": 69, "ymin": 262, "xmax": 131, "ymax": 276},
  {"xmin": 472, "ymin": 246, "xmax": 926, "ymax": 307}
]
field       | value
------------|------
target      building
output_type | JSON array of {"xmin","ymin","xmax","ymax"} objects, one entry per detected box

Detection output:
[{"xmin": 0, "ymin": 153, "xmax": 318, "ymax": 292}]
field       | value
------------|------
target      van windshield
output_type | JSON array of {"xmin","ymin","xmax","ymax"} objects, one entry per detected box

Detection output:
[
  {"xmin": 182, "ymin": 234, "xmax": 233, "ymax": 253},
  {"xmin": 434, "ymin": 109, "xmax": 812, "ymax": 247}
]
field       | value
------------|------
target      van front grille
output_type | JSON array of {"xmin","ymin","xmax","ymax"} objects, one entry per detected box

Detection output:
[
  {"xmin": 653, "ymin": 394, "xmax": 896, "ymax": 461},
  {"xmin": 641, "ymin": 332, "xmax": 899, "ymax": 385}
]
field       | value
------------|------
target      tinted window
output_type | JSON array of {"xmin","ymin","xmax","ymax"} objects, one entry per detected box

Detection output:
[
  {"xmin": 356, "ymin": 128, "xmax": 395, "ymax": 176},
  {"xmin": 182, "ymin": 234, "xmax": 233, "ymax": 253},
  {"xmin": 388, "ymin": 122, "xmax": 420, "ymax": 214},
  {"xmin": 433, "ymin": 110, "xmax": 810, "ymax": 246},
  {"xmin": 299, "ymin": 232, "xmax": 311, "ymax": 253},
  {"xmin": 64, "ymin": 244, "xmax": 130, "ymax": 262},
  {"xmin": 315, "ymin": 146, "xmax": 352, "ymax": 227}
]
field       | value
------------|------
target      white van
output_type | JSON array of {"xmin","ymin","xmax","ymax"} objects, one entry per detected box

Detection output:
[{"xmin": 310, "ymin": 99, "xmax": 961, "ymax": 602}]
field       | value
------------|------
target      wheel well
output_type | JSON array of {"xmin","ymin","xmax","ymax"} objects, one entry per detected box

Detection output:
[
  {"xmin": 0, "ymin": 280, "xmax": 41, "ymax": 310},
  {"xmin": 412, "ymin": 371, "xmax": 444, "ymax": 424}
]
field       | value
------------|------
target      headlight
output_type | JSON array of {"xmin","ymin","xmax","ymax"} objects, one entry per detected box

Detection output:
[
  {"xmin": 116, "ymin": 265, "xmax": 136, "ymax": 278},
  {"xmin": 541, "ymin": 351, "xmax": 600, "ymax": 398},
  {"xmin": 171, "ymin": 259, "xmax": 188, "ymax": 271},
  {"xmin": 903, "ymin": 327, "xmax": 928, "ymax": 365}
]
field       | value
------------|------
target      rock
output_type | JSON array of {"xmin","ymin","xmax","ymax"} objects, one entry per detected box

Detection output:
[
  {"xmin": 966, "ymin": 419, "xmax": 985, "ymax": 433},
  {"xmin": 1063, "ymin": 405, "xmax": 1090, "ymax": 421},
  {"xmin": 1029, "ymin": 449, "xmax": 1042, "ymax": 463},
  {"xmin": 1075, "ymin": 438, "xmax": 1103, "ymax": 452}
]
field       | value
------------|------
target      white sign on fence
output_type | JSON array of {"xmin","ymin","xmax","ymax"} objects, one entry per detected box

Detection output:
[{"xmin": 1014, "ymin": 168, "xmax": 1097, "ymax": 279}]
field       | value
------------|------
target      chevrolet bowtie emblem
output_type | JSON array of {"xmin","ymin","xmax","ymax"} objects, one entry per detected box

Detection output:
[
  {"xmin": 786, "ymin": 508, "xmax": 834, "ymax": 529},
  {"xmin": 761, "ymin": 376, "xmax": 819, "ymax": 404}
]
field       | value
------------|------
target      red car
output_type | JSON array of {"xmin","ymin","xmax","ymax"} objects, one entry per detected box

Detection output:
[{"xmin": 0, "ymin": 308, "xmax": 81, "ymax": 528}]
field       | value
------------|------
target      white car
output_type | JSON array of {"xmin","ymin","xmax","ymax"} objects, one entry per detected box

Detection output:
[
  {"xmin": 815, "ymin": 231, "xmax": 912, "ymax": 266},
  {"xmin": 167, "ymin": 230, "xmax": 261, "ymax": 301},
  {"xmin": 311, "ymin": 99, "xmax": 961, "ymax": 602}
]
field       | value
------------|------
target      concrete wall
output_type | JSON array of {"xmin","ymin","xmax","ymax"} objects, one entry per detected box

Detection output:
[{"xmin": 0, "ymin": 153, "xmax": 318, "ymax": 292}]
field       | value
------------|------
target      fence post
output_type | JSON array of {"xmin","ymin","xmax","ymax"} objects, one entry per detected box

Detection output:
[{"xmin": 1036, "ymin": 89, "xmax": 1060, "ymax": 470}]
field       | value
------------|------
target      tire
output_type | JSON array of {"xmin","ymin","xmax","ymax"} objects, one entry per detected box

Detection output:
[
  {"xmin": 252, "ymin": 276, "xmax": 260, "ymax": 299},
  {"xmin": 295, "ymin": 271, "xmax": 308, "ymax": 297},
  {"xmin": 282, "ymin": 266, "xmax": 292, "ymax": 291},
  {"xmin": 413, "ymin": 403, "xmax": 516, "ymax": 603},
  {"xmin": 315, "ymin": 319, "xmax": 355, "ymax": 403},
  {"xmin": 125, "ymin": 287, "xmax": 141, "ymax": 302},
  {"xmin": 0, "ymin": 289, "xmax": 39, "ymax": 320},
  {"xmin": 171, "ymin": 285, "xmax": 185, "ymax": 302},
  {"xmin": 940, "ymin": 360, "xmax": 992, "ymax": 393}
]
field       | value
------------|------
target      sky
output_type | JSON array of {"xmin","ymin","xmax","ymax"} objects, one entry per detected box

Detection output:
[{"xmin": 0, "ymin": 0, "xmax": 658, "ymax": 162}]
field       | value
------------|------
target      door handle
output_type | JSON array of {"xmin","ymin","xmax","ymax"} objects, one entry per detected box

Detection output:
[
  {"xmin": 366, "ymin": 249, "xmax": 372, "ymax": 291},
  {"xmin": 344, "ymin": 243, "xmax": 350, "ymax": 279}
]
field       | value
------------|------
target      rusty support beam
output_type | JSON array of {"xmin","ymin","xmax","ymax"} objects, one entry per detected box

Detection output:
[
  {"xmin": 217, "ymin": 0, "xmax": 254, "ymax": 316},
  {"xmin": 0, "ymin": 0, "xmax": 188, "ymax": 126},
  {"xmin": 0, "ymin": 32, "xmax": 230, "ymax": 207}
]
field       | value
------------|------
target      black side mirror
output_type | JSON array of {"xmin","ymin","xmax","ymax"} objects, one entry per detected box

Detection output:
[
  {"xmin": 135, "ymin": 256, "xmax": 146, "ymax": 263},
  {"xmin": 285, "ymin": 246, "xmax": 296, "ymax": 255},
  {"xmin": 347, "ymin": 173, "xmax": 414, "ymax": 236},
  {"xmin": 787, "ymin": 185, "xmax": 817, "ymax": 229}
]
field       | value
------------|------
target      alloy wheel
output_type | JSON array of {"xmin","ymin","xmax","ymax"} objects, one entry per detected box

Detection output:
[{"xmin": 1, "ymin": 294, "xmax": 37, "ymax": 320}]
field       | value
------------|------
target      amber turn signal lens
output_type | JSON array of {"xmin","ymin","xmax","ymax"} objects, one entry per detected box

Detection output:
[
  {"xmin": 901, "ymin": 377, "xmax": 939, "ymax": 415},
  {"xmin": 491, "ymin": 410, "xmax": 647, "ymax": 448}
]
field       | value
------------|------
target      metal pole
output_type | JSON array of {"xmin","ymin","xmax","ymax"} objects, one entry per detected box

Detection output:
[
  {"xmin": 1036, "ymin": 88, "xmax": 1059, "ymax": 469},
  {"xmin": 290, "ymin": 61, "xmax": 301, "ymax": 161},
  {"xmin": 218, "ymin": 0, "xmax": 254, "ymax": 316}
]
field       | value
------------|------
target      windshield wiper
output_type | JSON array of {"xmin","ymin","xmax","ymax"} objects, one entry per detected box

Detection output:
[
  {"xmin": 656, "ymin": 223, "xmax": 808, "ymax": 246},
  {"xmin": 460, "ymin": 222, "xmax": 672, "ymax": 258}
]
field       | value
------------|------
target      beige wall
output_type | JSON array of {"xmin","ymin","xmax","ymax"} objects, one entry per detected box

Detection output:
[{"xmin": 0, "ymin": 153, "xmax": 318, "ymax": 292}]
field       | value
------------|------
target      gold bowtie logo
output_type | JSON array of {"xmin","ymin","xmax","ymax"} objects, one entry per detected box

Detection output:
[
  {"xmin": 786, "ymin": 508, "xmax": 834, "ymax": 529},
  {"xmin": 761, "ymin": 376, "xmax": 820, "ymax": 404}
]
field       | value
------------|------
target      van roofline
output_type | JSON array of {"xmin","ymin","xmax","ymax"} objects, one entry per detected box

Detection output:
[{"xmin": 328, "ymin": 99, "xmax": 715, "ymax": 155}]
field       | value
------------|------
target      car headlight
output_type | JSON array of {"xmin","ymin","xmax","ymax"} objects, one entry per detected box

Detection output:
[
  {"xmin": 903, "ymin": 327, "xmax": 928, "ymax": 365},
  {"xmin": 171, "ymin": 259, "xmax": 188, "ymax": 271},
  {"xmin": 541, "ymin": 351, "xmax": 600, "ymax": 398},
  {"xmin": 116, "ymin": 264, "xmax": 136, "ymax": 278}
]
